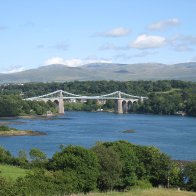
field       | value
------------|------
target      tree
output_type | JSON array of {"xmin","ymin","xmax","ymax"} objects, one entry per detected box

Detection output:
[
  {"xmin": 92, "ymin": 142, "xmax": 122, "ymax": 191},
  {"xmin": 0, "ymin": 146, "xmax": 13, "ymax": 164},
  {"xmin": 0, "ymin": 96, "xmax": 21, "ymax": 117},
  {"xmin": 48, "ymin": 145, "xmax": 99, "ymax": 193},
  {"xmin": 29, "ymin": 148, "xmax": 47, "ymax": 168},
  {"xmin": 103, "ymin": 100, "xmax": 115, "ymax": 110},
  {"xmin": 14, "ymin": 150, "xmax": 29, "ymax": 168},
  {"xmin": 134, "ymin": 145, "xmax": 172, "ymax": 186},
  {"xmin": 168, "ymin": 162, "xmax": 183, "ymax": 188},
  {"xmin": 101, "ymin": 141, "xmax": 139, "ymax": 190},
  {"xmin": 183, "ymin": 161, "xmax": 196, "ymax": 191}
]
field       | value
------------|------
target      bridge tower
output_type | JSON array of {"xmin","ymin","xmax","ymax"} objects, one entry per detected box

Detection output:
[
  {"xmin": 58, "ymin": 90, "xmax": 64, "ymax": 114},
  {"xmin": 115, "ymin": 91, "xmax": 123, "ymax": 114}
]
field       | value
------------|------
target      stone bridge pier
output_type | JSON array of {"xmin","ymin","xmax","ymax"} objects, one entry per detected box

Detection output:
[
  {"xmin": 55, "ymin": 98, "xmax": 64, "ymax": 114},
  {"xmin": 115, "ymin": 99, "xmax": 123, "ymax": 114},
  {"xmin": 57, "ymin": 90, "xmax": 64, "ymax": 114},
  {"xmin": 44, "ymin": 91, "xmax": 64, "ymax": 114},
  {"xmin": 115, "ymin": 99, "xmax": 140, "ymax": 114},
  {"xmin": 42, "ymin": 98, "xmax": 64, "ymax": 114}
]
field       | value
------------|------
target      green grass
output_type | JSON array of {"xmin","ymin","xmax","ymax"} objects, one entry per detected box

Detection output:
[
  {"xmin": 74, "ymin": 188, "xmax": 196, "ymax": 196},
  {"xmin": 0, "ymin": 164, "xmax": 27, "ymax": 181}
]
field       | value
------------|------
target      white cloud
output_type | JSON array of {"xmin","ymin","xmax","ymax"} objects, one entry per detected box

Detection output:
[
  {"xmin": 148, "ymin": 18, "xmax": 180, "ymax": 30},
  {"xmin": 131, "ymin": 34, "xmax": 166, "ymax": 49},
  {"xmin": 2, "ymin": 65, "xmax": 25, "ymax": 73},
  {"xmin": 169, "ymin": 34, "xmax": 196, "ymax": 52},
  {"xmin": 99, "ymin": 34, "xmax": 166, "ymax": 50},
  {"xmin": 98, "ymin": 27, "xmax": 131, "ymax": 37},
  {"xmin": 44, "ymin": 57, "xmax": 81, "ymax": 66},
  {"xmin": 44, "ymin": 57, "xmax": 112, "ymax": 66}
]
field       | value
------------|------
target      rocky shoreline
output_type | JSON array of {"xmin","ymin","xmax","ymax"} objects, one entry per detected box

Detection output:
[{"xmin": 0, "ymin": 130, "xmax": 46, "ymax": 136}]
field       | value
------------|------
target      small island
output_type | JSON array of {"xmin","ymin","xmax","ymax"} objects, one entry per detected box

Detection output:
[
  {"xmin": 122, "ymin": 129, "xmax": 136, "ymax": 133},
  {"xmin": 0, "ymin": 125, "xmax": 46, "ymax": 136}
]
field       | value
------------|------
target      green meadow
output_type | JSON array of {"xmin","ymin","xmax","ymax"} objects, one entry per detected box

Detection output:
[{"xmin": 0, "ymin": 164, "xmax": 27, "ymax": 181}]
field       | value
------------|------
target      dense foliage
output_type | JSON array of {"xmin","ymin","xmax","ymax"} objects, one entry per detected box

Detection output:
[
  {"xmin": 1, "ymin": 80, "xmax": 195, "ymax": 97},
  {"xmin": 0, "ymin": 125, "xmax": 11, "ymax": 132},
  {"xmin": 0, "ymin": 141, "xmax": 195, "ymax": 195},
  {"xmin": 183, "ymin": 162, "xmax": 196, "ymax": 191},
  {"xmin": 0, "ymin": 80, "xmax": 195, "ymax": 116},
  {"xmin": 129, "ymin": 91, "xmax": 196, "ymax": 116},
  {"xmin": 0, "ymin": 95, "xmax": 57, "ymax": 117}
]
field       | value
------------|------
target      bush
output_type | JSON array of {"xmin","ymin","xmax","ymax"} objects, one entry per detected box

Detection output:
[
  {"xmin": 132, "ymin": 180, "xmax": 152, "ymax": 189},
  {"xmin": 0, "ymin": 147, "xmax": 14, "ymax": 165},
  {"xmin": 134, "ymin": 145, "xmax": 172, "ymax": 187},
  {"xmin": 100, "ymin": 141, "xmax": 139, "ymax": 190},
  {"xmin": 29, "ymin": 148, "xmax": 47, "ymax": 168},
  {"xmin": 48, "ymin": 145, "xmax": 100, "ymax": 193},
  {"xmin": 0, "ymin": 176, "xmax": 15, "ymax": 196},
  {"xmin": 183, "ymin": 161, "xmax": 196, "ymax": 191},
  {"xmin": 0, "ymin": 125, "xmax": 10, "ymax": 132},
  {"xmin": 92, "ymin": 142, "xmax": 122, "ymax": 191},
  {"xmin": 0, "ymin": 141, "xmax": 184, "ymax": 194}
]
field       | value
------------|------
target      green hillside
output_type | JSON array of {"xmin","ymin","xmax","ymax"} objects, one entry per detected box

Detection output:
[{"xmin": 0, "ymin": 62, "xmax": 196, "ymax": 83}]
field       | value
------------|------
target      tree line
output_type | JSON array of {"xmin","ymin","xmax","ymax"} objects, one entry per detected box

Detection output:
[
  {"xmin": 128, "ymin": 91, "xmax": 196, "ymax": 116},
  {"xmin": 0, "ymin": 95, "xmax": 57, "ymax": 117},
  {"xmin": 0, "ymin": 80, "xmax": 195, "ymax": 97},
  {"xmin": 0, "ymin": 141, "xmax": 195, "ymax": 195},
  {"xmin": 0, "ymin": 80, "xmax": 196, "ymax": 117}
]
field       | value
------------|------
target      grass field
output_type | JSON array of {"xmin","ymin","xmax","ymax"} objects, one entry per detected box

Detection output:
[
  {"xmin": 74, "ymin": 188, "xmax": 196, "ymax": 196},
  {"xmin": 0, "ymin": 164, "xmax": 27, "ymax": 181}
]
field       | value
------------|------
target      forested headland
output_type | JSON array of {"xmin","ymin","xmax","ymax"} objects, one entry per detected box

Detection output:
[
  {"xmin": 0, "ymin": 80, "xmax": 196, "ymax": 117},
  {"xmin": 0, "ymin": 141, "xmax": 195, "ymax": 195}
]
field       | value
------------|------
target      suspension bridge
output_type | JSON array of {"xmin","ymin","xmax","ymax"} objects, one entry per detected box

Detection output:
[{"xmin": 25, "ymin": 90, "xmax": 148, "ymax": 114}]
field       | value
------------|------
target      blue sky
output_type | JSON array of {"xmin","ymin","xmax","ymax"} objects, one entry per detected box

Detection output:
[{"xmin": 0, "ymin": 0, "xmax": 196, "ymax": 73}]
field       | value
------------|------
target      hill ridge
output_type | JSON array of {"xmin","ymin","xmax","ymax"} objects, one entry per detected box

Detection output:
[{"xmin": 0, "ymin": 62, "xmax": 196, "ymax": 83}]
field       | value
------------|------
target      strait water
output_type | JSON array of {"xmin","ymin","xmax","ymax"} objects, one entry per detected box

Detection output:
[{"xmin": 0, "ymin": 111, "xmax": 195, "ymax": 160}]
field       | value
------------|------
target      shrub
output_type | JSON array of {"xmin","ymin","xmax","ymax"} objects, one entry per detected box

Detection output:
[
  {"xmin": 183, "ymin": 161, "xmax": 196, "ymax": 191},
  {"xmin": 48, "ymin": 145, "xmax": 100, "ymax": 193},
  {"xmin": 92, "ymin": 142, "xmax": 122, "ymax": 191},
  {"xmin": 132, "ymin": 180, "xmax": 152, "ymax": 189},
  {"xmin": 0, "ymin": 125, "xmax": 10, "ymax": 132},
  {"xmin": 0, "ymin": 147, "xmax": 14, "ymax": 165},
  {"xmin": 0, "ymin": 176, "xmax": 15, "ymax": 196}
]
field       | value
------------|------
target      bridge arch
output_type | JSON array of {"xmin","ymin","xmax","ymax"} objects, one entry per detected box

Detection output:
[
  {"xmin": 122, "ymin": 100, "xmax": 127, "ymax": 113},
  {"xmin": 127, "ymin": 101, "xmax": 133, "ymax": 112},
  {"xmin": 131, "ymin": 101, "xmax": 138, "ymax": 112}
]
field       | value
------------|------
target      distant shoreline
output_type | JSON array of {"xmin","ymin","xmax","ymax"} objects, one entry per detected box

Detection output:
[{"xmin": 0, "ymin": 114, "xmax": 58, "ymax": 121}]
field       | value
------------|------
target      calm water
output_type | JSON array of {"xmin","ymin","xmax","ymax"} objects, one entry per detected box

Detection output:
[{"xmin": 0, "ymin": 111, "xmax": 196, "ymax": 160}]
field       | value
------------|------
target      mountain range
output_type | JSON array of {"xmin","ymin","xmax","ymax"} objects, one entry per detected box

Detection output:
[{"xmin": 0, "ymin": 62, "xmax": 196, "ymax": 83}]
